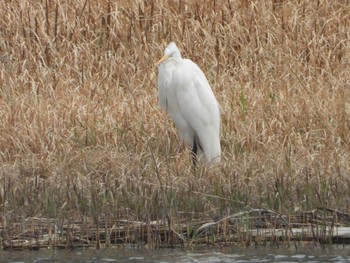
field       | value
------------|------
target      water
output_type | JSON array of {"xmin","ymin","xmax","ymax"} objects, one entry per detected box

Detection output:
[{"xmin": 1, "ymin": 245, "xmax": 350, "ymax": 263}]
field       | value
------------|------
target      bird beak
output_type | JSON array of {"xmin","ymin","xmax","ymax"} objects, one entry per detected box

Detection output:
[{"xmin": 155, "ymin": 54, "xmax": 170, "ymax": 66}]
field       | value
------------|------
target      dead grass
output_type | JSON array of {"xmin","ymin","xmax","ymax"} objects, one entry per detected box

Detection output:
[{"xmin": 1, "ymin": 0, "xmax": 350, "ymax": 247}]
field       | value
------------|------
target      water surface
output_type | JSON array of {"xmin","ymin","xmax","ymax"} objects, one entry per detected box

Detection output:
[{"xmin": 1, "ymin": 245, "xmax": 350, "ymax": 263}]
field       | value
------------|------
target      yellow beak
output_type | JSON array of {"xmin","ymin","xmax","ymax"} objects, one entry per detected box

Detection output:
[{"xmin": 155, "ymin": 54, "xmax": 170, "ymax": 66}]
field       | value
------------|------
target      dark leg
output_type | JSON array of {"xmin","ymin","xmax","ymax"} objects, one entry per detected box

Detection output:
[
  {"xmin": 192, "ymin": 137, "xmax": 198, "ymax": 167},
  {"xmin": 192, "ymin": 135, "xmax": 204, "ymax": 167}
]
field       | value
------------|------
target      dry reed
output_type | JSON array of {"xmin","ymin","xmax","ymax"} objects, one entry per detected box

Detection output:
[{"xmin": 1, "ymin": 0, "xmax": 350, "ymax": 248}]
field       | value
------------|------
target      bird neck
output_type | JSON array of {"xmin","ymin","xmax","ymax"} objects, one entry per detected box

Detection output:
[{"xmin": 172, "ymin": 51, "xmax": 182, "ymax": 59}]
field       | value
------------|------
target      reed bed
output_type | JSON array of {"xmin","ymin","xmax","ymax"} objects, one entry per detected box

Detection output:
[{"xmin": 1, "ymin": 0, "xmax": 350, "ymax": 249}]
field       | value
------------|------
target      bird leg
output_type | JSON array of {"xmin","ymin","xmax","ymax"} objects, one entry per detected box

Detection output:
[
  {"xmin": 192, "ymin": 136, "xmax": 203, "ymax": 167},
  {"xmin": 192, "ymin": 137, "xmax": 198, "ymax": 167}
]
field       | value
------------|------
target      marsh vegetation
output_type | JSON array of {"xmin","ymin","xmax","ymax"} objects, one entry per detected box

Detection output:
[{"xmin": 0, "ymin": 0, "xmax": 350, "ymax": 249}]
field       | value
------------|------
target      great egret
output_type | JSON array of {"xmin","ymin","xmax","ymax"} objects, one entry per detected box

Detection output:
[{"xmin": 156, "ymin": 42, "xmax": 221, "ymax": 165}]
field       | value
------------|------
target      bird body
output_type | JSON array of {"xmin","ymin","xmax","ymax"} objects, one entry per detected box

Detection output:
[{"xmin": 156, "ymin": 42, "xmax": 221, "ymax": 164}]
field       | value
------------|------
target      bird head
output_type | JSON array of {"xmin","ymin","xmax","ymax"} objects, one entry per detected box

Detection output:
[{"xmin": 156, "ymin": 42, "xmax": 182, "ymax": 66}]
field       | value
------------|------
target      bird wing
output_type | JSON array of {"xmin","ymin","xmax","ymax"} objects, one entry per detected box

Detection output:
[
  {"xmin": 172, "ymin": 59, "xmax": 220, "ymax": 130},
  {"xmin": 171, "ymin": 59, "xmax": 221, "ymax": 162}
]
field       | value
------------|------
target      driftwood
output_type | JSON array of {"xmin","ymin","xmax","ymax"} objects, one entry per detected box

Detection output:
[{"xmin": 1, "ymin": 207, "xmax": 350, "ymax": 250}]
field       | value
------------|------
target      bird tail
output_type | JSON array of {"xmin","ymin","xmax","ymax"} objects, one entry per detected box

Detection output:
[{"xmin": 198, "ymin": 128, "xmax": 221, "ymax": 164}]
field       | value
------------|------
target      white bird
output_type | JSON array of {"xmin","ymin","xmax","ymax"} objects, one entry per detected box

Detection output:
[{"xmin": 155, "ymin": 42, "xmax": 221, "ymax": 165}]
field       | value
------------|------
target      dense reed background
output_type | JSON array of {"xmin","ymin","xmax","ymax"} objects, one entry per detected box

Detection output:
[{"xmin": 1, "ymin": 0, "xmax": 350, "ymax": 229}]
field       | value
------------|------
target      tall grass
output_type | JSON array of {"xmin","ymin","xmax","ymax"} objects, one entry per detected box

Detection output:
[{"xmin": 0, "ymin": 0, "xmax": 350, "ymax": 247}]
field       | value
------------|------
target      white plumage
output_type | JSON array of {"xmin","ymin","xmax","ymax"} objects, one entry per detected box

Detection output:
[{"xmin": 156, "ymin": 42, "xmax": 221, "ymax": 164}]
